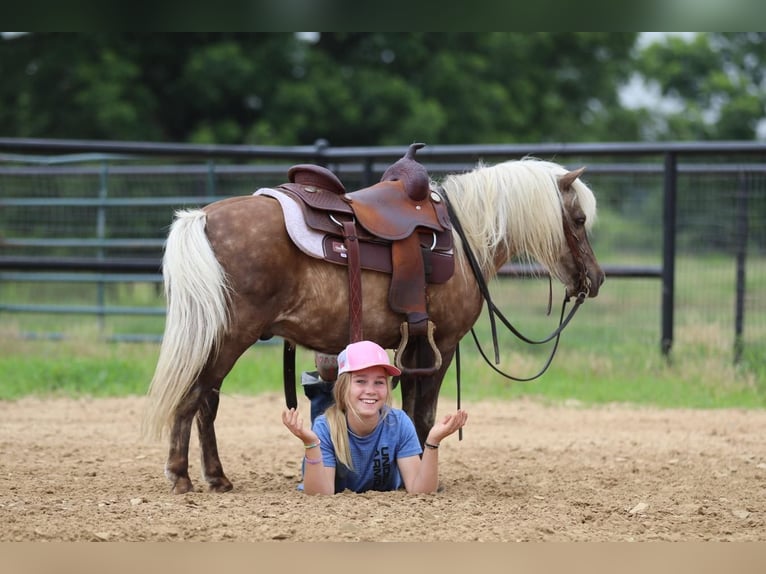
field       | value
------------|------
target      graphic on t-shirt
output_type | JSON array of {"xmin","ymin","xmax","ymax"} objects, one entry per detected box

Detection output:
[{"xmin": 373, "ymin": 446, "xmax": 391, "ymax": 489}]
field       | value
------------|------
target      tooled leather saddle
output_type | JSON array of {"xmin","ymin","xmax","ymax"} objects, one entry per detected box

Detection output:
[{"xmin": 275, "ymin": 143, "xmax": 454, "ymax": 376}]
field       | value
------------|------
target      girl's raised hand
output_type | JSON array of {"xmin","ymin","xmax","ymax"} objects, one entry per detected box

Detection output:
[
  {"xmin": 428, "ymin": 409, "xmax": 468, "ymax": 443},
  {"xmin": 282, "ymin": 407, "xmax": 318, "ymax": 444}
]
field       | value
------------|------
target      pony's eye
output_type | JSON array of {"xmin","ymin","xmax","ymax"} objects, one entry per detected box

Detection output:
[{"xmin": 575, "ymin": 217, "xmax": 586, "ymax": 227}]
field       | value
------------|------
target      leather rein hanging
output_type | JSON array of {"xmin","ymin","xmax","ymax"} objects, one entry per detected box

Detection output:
[{"xmin": 441, "ymin": 185, "xmax": 590, "ymax": 382}]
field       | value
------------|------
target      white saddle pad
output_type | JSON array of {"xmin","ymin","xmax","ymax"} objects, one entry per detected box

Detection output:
[{"xmin": 253, "ymin": 187, "xmax": 326, "ymax": 260}]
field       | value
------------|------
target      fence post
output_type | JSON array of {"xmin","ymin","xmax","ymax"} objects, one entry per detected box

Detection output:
[
  {"xmin": 734, "ymin": 170, "xmax": 749, "ymax": 364},
  {"xmin": 661, "ymin": 152, "xmax": 677, "ymax": 357},
  {"xmin": 96, "ymin": 161, "xmax": 109, "ymax": 335}
]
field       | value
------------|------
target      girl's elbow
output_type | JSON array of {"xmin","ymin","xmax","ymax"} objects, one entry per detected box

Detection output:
[
  {"xmin": 405, "ymin": 483, "xmax": 438, "ymax": 495},
  {"xmin": 302, "ymin": 479, "xmax": 334, "ymax": 495},
  {"xmin": 303, "ymin": 486, "xmax": 333, "ymax": 496}
]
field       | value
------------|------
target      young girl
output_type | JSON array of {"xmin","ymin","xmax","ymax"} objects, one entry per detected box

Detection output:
[{"xmin": 282, "ymin": 340, "xmax": 468, "ymax": 495}]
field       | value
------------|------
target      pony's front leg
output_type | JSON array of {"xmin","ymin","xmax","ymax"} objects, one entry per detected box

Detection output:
[
  {"xmin": 196, "ymin": 387, "xmax": 233, "ymax": 492},
  {"xmin": 401, "ymin": 348, "xmax": 455, "ymax": 446}
]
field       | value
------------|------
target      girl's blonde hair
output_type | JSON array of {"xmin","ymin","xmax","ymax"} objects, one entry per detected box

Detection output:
[{"xmin": 324, "ymin": 371, "xmax": 394, "ymax": 470}]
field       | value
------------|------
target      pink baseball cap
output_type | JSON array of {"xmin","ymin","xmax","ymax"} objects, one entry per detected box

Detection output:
[{"xmin": 337, "ymin": 341, "xmax": 401, "ymax": 376}]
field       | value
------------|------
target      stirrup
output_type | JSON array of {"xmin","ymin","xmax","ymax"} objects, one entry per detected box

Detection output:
[{"xmin": 394, "ymin": 320, "xmax": 442, "ymax": 376}]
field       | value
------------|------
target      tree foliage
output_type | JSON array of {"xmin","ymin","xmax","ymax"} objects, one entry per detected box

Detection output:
[
  {"xmin": 1, "ymin": 33, "xmax": 764, "ymax": 145},
  {"xmin": 634, "ymin": 33, "xmax": 766, "ymax": 140}
]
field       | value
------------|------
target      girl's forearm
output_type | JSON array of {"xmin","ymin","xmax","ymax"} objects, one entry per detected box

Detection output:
[
  {"xmin": 301, "ymin": 452, "xmax": 335, "ymax": 495},
  {"xmin": 406, "ymin": 449, "xmax": 440, "ymax": 494}
]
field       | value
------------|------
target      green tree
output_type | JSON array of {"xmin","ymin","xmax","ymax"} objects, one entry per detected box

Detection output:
[
  {"xmin": 0, "ymin": 33, "xmax": 300, "ymax": 143},
  {"xmin": 634, "ymin": 33, "xmax": 766, "ymax": 140},
  {"xmin": 295, "ymin": 33, "xmax": 639, "ymax": 144},
  {"xmin": 0, "ymin": 32, "xmax": 668, "ymax": 146},
  {"xmin": 0, "ymin": 33, "xmax": 162, "ymax": 140}
]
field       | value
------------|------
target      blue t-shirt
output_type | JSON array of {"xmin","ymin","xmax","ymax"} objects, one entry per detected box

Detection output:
[{"xmin": 311, "ymin": 407, "xmax": 422, "ymax": 493}]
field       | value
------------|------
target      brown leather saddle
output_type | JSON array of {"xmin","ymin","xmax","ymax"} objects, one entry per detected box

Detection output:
[{"xmin": 277, "ymin": 143, "xmax": 454, "ymax": 376}]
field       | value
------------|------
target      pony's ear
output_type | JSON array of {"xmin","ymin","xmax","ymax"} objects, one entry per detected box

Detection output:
[{"xmin": 558, "ymin": 167, "xmax": 586, "ymax": 190}]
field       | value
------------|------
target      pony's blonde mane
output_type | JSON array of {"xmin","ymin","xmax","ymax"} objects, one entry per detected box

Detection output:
[{"xmin": 440, "ymin": 158, "xmax": 597, "ymax": 278}]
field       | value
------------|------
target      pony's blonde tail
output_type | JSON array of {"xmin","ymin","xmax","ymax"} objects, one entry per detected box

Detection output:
[{"xmin": 141, "ymin": 209, "xmax": 231, "ymax": 441}]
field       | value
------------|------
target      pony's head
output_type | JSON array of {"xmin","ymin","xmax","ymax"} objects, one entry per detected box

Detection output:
[{"xmin": 441, "ymin": 158, "xmax": 604, "ymax": 299}]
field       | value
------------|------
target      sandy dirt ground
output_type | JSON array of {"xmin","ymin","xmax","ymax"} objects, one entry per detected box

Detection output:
[{"xmin": 1, "ymin": 393, "xmax": 765, "ymax": 542}]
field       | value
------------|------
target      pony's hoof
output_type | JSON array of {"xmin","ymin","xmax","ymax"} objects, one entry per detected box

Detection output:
[
  {"xmin": 171, "ymin": 477, "xmax": 194, "ymax": 495},
  {"xmin": 208, "ymin": 476, "xmax": 233, "ymax": 493}
]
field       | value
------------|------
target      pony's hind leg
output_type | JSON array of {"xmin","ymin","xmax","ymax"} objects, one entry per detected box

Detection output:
[
  {"xmin": 164, "ymin": 381, "xmax": 233, "ymax": 494},
  {"xmin": 188, "ymin": 338, "xmax": 256, "ymax": 493},
  {"xmin": 164, "ymin": 386, "xmax": 202, "ymax": 494},
  {"xmin": 196, "ymin": 384, "xmax": 233, "ymax": 492}
]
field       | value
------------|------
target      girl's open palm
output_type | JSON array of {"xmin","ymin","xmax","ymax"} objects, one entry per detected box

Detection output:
[
  {"xmin": 282, "ymin": 407, "xmax": 319, "ymax": 445},
  {"xmin": 429, "ymin": 409, "xmax": 468, "ymax": 443}
]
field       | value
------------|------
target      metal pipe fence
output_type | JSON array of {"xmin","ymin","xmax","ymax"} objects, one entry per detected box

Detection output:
[{"xmin": 1, "ymin": 138, "xmax": 765, "ymax": 363}]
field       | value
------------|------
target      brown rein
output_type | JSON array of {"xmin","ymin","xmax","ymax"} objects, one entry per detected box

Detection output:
[{"xmin": 441, "ymin": 186, "xmax": 589, "ymax": 382}]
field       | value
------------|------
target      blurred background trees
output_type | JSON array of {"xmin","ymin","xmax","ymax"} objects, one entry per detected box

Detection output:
[{"xmin": 1, "ymin": 32, "xmax": 764, "ymax": 145}]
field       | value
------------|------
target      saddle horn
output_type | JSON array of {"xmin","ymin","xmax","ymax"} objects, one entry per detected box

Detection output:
[{"xmin": 381, "ymin": 143, "xmax": 430, "ymax": 202}]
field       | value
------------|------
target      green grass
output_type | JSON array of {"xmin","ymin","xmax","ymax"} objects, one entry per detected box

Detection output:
[
  {"xmin": 1, "ymin": 255, "xmax": 765, "ymax": 408},
  {"xmin": 1, "ymin": 330, "xmax": 763, "ymax": 408}
]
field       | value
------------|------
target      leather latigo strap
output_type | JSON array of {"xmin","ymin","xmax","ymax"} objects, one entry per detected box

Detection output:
[{"xmin": 341, "ymin": 220, "xmax": 363, "ymax": 343}]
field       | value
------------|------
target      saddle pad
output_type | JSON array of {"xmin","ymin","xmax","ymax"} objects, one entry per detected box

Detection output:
[{"xmin": 253, "ymin": 188, "xmax": 325, "ymax": 259}]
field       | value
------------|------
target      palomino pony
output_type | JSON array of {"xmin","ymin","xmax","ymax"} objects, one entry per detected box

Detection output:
[{"xmin": 142, "ymin": 157, "xmax": 605, "ymax": 494}]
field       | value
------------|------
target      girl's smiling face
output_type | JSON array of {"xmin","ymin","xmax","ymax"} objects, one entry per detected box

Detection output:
[{"xmin": 348, "ymin": 366, "xmax": 389, "ymax": 418}]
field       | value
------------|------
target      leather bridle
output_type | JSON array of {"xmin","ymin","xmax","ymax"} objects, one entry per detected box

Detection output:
[
  {"xmin": 560, "ymin": 205, "xmax": 593, "ymax": 303},
  {"xmin": 442, "ymin": 186, "xmax": 590, "ymax": 382}
]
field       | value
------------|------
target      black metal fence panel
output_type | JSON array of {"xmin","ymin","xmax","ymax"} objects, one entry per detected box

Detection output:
[{"xmin": 0, "ymin": 139, "xmax": 764, "ymax": 365}]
